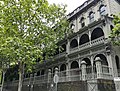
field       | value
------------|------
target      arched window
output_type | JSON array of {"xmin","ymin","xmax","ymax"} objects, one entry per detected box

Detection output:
[
  {"xmin": 55, "ymin": 47, "xmax": 59, "ymax": 55},
  {"xmin": 110, "ymin": 25, "xmax": 114, "ymax": 31},
  {"xmin": 80, "ymin": 17, "xmax": 85, "ymax": 28},
  {"xmin": 115, "ymin": 55, "xmax": 119, "ymax": 69},
  {"xmin": 70, "ymin": 39, "xmax": 78, "ymax": 48},
  {"xmin": 71, "ymin": 61, "xmax": 79, "ymax": 69},
  {"xmin": 70, "ymin": 24, "xmax": 75, "ymax": 30},
  {"xmin": 25, "ymin": 73, "xmax": 30, "ymax": 78},
  {"xmin": 60, "ymin": 64, "xmax": 66, "ymax": 71},
  {"xmin": 94, "ymin": 54, "xmax": 109, "ymax": 73},
  {"xmin": 91, "ymin": 27, "xmax": 104, "ymax": 40},
  {"xmin": 36, "ymin": 71, "xmax": 40, "ymax": 76},
  {"xmin": 71, "ymin": 61, "xmax": 80, "ymax": 79},
  {"xmin": 99, "ymin": 5, "xmax": 106, "ymax": 15},
  {"xmin": 79, "ymin": 34, "xmax": 89, "ymax": 45},
  {"xmin": 89, "ymin": 12, "xmax": 94, "ymax": 23},
  {"xmin": 83, "ymin": 58, "xmax": 92, "ymax": 74},
  {"xmin": 60, "ymin": 64, "xmax": 66, "ymax": 77},
  {"xmin": 95, "ymin": 54, "xmax": 108, "ymax": 66},
  {"xmin": 115, "ymin": 55, "xmax": 120, "ymax": 76},
  {"xmin": 41, "ymin": 69, "xmax": 45, "ymax": 75},
  {"xmin": 93, "ymin": 61, "xmax": 97, "ymax": 73},
  {"xmin": 60, "ymin": 44, "xmax": 66, "ymax": 53}
]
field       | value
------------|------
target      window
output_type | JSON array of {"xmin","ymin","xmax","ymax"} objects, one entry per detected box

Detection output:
[
  {"xmin": 36, "ymin": 71, "xmax": 40, "ymax": 76},
  {"xmin": 110, "ymin": 25, "xmax": 114, "ymax": 31},
  {"xmin": 70, "ymin": 24, "xmax": 75, "ymax": 30},
  {"xmin": 70, "ymin": 39, "xmax": 78, "ymax": 48},
  {"xmin": 115, "ymin": 55, "xmax": 119, "ymax": 69},
  {"xmin": 89, "ymin": 12, "xmax": 94, "ymax": 23},
  {"xmin": 41, "ymin": 69, "xmax": 45, "ymax": 75},
  {"xmin": 79, "ymin": 34, "xmax": 89, "ymax": 45},
  {"xmin": 99, "ymin": 5, "xmax": 106, "ymax": 15},
  {"xmin": 91, "ymin": 27, "xmax": 104, "ymax": 40},
  {"xmin": 80, "ymin": 17, "xmax": 85, "ymax": 28}
]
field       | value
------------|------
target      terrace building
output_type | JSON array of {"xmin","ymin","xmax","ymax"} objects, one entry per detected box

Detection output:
[{"xmin": 3, "ymin": 0, "xmax": 120, "ymax": 91}]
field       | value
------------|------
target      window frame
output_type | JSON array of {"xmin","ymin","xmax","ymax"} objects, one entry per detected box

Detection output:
[
  {"xmin": 99, "ymin": 5, "xmax": 106, "ymax": 15},
  {"xmin": 80, "ymin": 17, "xmax": 85, "ymax": 28},
  {"xmin": 89, "ymin": 11, "xmax": 94, "ymax": 23}
]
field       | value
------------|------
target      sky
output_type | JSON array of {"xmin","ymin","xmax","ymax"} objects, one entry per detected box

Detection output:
[{"xmin": 48, "ymin": 0, "xmax": 86, "ymax": 14}]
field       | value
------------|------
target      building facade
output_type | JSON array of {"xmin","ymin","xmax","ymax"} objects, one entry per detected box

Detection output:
[{"xmin": 4, "ymin": 0, "xmax": 120, "ymax": 91}]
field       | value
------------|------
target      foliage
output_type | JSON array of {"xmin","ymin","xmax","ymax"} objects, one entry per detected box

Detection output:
[
  {"xmin": 110, "ymin": 14, "xmax": 120, "ymax": 45},
  {"xmin": 0, "ymin": 0, "xmax": 69, "ymax": 91},
  {"xmin": 0, "ymin": 0, "xmax": 69, "ymax": 71}
]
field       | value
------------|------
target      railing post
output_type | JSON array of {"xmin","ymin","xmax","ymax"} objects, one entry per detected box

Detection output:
[
  {"xmin": 29, "ymin": 74, "xmax": 33, "ymax": 91},
  {"xmin": 81, "ymin": 61, "xmax": 87, "ymax": 81},
  {"xmin": 95, "ymin": 57, "xmax": 102, "ymax": 79},
  {"xmin": 67, "ymin": 39, "xmax": 70, "ymax": 54},
  {"xmin": 48, "ymin": 69, "xmax": 52, "ymax": 83},
  {"xmin": 55, "ymin": 68, "xmax": 59, "ymax": 74},
  {"xmin": 66, "ymin": 62, "xmax": 71, "ymax": 81},
  {"xmin": 54, "ymin": 68, "xmax": 59, "ymax": 91}
]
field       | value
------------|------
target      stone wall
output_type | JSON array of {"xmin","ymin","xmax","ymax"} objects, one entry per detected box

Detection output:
[
  {"xmin": 4, "ymin": 81, "xmax": 87, "ymax": 91},
  {"xmin": 4, "ymin": 83, "xmax": 49, "ymax": 91},
  {"xmin": 3, "ymin": 79, "xmax": 116, "ymax": 91},
  {"xmin": 97, "ymin": 79, "xmax": 116, "ymax": 91},
  {"xmin": 58, "ymin": 81, "xmax": 87, "ymax": 91}
]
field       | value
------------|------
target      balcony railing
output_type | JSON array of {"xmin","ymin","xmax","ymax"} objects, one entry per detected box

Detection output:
[
  {"xmin": 34, "ymin": 74, "xmax": 48, "ymax": 84},
  {"xmin": 58, "ymin": 68, "xmax": 81, "ymax": 82},
  {"xmin": 86, "ymin": 66, "xmax": 97, "ymax": 80},
  {"xmin": 101, "ymin": 65, "xmax": 113, "ymax": 79},
  {"xmin": 70, "ymin": 36, "xmax": 105, "ymax": 54},
  {"xmin": 79, "ymin": 42, "xmax": 90, "ymax": 51},
  {"xmin": 70, "ymin": 47, "xmax": 78, "ymax": 54},
  {"xmin": 91, "ymin": 36, "xmax": 105, "ymax": 46},
  {"xmin": 55, "ymin": 36, "xmax": 105, "ymax": 57},
  {"xmin": 54, "ymin": 52, "xmax": 66, "ymax": 59},
  {"xmin": 4, "ymin": 65, "xmax": 113, "ymax": 86}
]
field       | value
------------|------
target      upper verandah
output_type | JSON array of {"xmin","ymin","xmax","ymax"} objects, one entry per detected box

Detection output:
[
  {"xmin": 67, "ymin": 0, "xmax": 98, "ymax": 19},
  {"xmin": 67, "ymin": 0, "xmax": 120, "ymax": 20}
]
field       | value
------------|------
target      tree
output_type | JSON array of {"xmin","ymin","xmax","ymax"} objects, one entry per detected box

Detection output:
[
  {"xmin": 0, "ymin": 0, "xmax": 69, "ymax": 91},
  {"xmin": 110, "ymin": 14, "xmax": 120, "ymax": 45},
  {"xmin": 0, "ymin": 54, "xmax": 10, "ymax": 91}
]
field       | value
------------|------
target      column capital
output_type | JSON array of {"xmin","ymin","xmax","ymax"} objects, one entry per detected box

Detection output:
[
  {"xmin": 95, "ymin": 57, "xmax": 102, "ymax": 79},
  {"xmin": 55, "ymin": 67, "xmax": 59, "ymax": 74},
  {"xmin": 48, "ymin": 68, "xmax": 52, "ymax": 72},
  {"xmin": 94, "ymin": 57, "xmax": 101, "ymax": 62},
  {"xmin": 55, "ymin": 67, "xmax": 59, "ymax": 71},
  {"xmin": 81, "ymin": 61, "xmax": 87, "ymax": 65}
]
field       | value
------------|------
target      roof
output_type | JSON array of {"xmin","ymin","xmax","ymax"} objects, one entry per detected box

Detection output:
[{"xmin": 67, "ymin": 0, "xmax": 98, "ymax": 20}]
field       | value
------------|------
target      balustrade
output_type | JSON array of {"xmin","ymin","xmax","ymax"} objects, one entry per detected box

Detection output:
[
  {"xmin": 91, "ymin": 36, "xmax": 105, "ymax": 45},
  {"xmin": 34, "ymin": 74, "xmax": 47, "ymax": 84},
  {"xmin": 54, "ymin": 52, "xmax": 66, "ymax": 59},
  {"xmin": 54, "ymin": 36, "xmax": 105, "ymax": 57},
  {"xmin": 101, "ymin": 65, "xmax": 113, "ymax": 79},
  {"xmin": 70, "ymin": 36, "xmax": 105, "ymax": 54},
  {"xmin": 4, "ymin": 64, "xmax": 113, "ymax": 86},
  {"xmin": 79, "ymin": 42, "xmax": 90, "ymax": 51},
  {"xmin": 58, "ymin": 68, "xmax": 81, "ymax": 82},
  {"xmin": 86, "ymin": 66, "xmax": 97, "ymax": 80},
  {"xmin": 70, "ymin": 47, "xmax": 78, "ymax": 54}
]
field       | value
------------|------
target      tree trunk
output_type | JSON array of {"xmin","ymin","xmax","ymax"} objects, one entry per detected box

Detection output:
[
  {"xmin": 18, "ymin": 62, "xmax": 23, "ymax": 91},
  {"xmin": 1, "ymin": 71, "xmax": 5, "ymax": 91}
]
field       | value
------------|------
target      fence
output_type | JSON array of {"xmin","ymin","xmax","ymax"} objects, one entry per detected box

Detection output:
[{"xmin": 4, "ymin": 65, "xmax": 113, "ymax": 86}]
